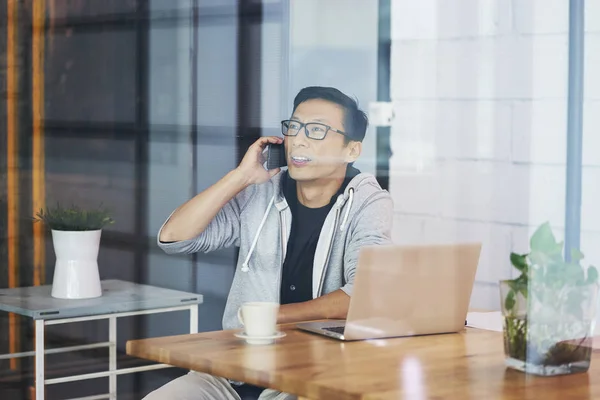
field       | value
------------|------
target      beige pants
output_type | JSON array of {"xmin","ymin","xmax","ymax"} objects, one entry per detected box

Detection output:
[{"xmin": 143, "ymin": 371, "xmax": 296, "ymax": 400}]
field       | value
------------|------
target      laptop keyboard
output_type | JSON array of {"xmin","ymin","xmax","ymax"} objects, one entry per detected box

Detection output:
[{"xmin": 323, "ymin": 326, "xmax": 345, "ymax": 334}]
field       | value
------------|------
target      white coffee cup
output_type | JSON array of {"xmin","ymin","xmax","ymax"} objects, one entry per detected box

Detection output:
[{"xmin": 237, "ymin": 301, "xmax": 279, "ymax": 337}]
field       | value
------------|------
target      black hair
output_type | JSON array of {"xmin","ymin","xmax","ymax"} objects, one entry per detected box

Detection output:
[{"xmin": 292, "ymin": 86, "xmax": 368, "ymax": 143}]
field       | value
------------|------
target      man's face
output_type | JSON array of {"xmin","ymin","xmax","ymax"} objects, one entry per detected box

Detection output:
[{"xmin": 285, "ymin": 99, "xmax": 360, "ymax": 182}]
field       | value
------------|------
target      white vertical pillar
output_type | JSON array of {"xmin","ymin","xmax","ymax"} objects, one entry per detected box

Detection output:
[
  {"xmin": 35, "ymin": 320, "xmax": 45, "ymax": 400},
  {"xmin": 109, "ymin": 316, "xmax": 117, "ymax": 398},
  {"xmin": 190, "ymin": 305, "xmax": 198, "ymax": 334}
]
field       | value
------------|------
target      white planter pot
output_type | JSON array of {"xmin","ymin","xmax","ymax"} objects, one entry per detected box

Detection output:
[{"xmin": 51, "ymin": 229, "xmax": 102, "ymax": 299}]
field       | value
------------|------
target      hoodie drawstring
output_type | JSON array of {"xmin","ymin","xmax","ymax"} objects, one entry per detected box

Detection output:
[
  {"xmin": 241, "ymin": 195, "xmax": 275, "ymax": 272},
  {"xmin": 339, "ymin": 188, "xmax": 354, "ymax": 231},
  {"xmin": 242, "ymin": 187, "xmax": 353, "ymax": 272}
]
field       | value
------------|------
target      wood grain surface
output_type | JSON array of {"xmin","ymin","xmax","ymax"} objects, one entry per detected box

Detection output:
[{"xmin": 126, "ymin": 323, "xmax": 600, "ymax": 399}]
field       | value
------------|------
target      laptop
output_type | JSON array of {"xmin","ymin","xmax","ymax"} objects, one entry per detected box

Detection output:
[{"xmin": 296, "ymin": 243, "xmax": 482, "ymax": 341}]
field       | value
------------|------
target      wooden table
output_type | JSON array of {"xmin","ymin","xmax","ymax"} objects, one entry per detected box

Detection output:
[{"xmin": 126, "ymin": 323, "xmax": 600, "ymax": 399}]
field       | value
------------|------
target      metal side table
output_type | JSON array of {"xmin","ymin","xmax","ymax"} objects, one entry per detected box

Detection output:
[{"xmin": 0, "ymin": 279, "xmax": 202, "ymax": 400}]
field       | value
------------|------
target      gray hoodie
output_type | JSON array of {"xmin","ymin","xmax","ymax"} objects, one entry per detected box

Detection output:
[{"xmin": 157, "ymin": 170, "xmax": 393, "ymax": 330}]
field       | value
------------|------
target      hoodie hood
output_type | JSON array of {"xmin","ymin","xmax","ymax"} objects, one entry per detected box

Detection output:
[
  {"xmin": 241, "ymin": 166, "xmax": 375, "ymax": 274},
  {"xmin": 282, "ymin": 165, "xmax": 361, "ymax": 206}
]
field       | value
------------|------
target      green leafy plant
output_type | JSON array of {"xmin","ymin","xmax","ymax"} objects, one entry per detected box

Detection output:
[
  {"xmin": 502, "ymin": 222, "xmax": 599, "ymax": 371},
  {"xmin": 34, "ymin": 203, "xmax": 114, "ymax": 231}
]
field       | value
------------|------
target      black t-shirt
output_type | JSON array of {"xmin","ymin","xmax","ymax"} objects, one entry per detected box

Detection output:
[{"xmin": 279, "ymin": 166, "xmax": 360, "ymax": 305}]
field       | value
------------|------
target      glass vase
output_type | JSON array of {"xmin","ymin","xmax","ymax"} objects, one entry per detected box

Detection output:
[{"xmin": 499, "ymin": 280, "xmax": 599, "ymax": 376}]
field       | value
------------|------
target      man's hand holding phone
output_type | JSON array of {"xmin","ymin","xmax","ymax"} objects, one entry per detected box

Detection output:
[
  {"xmin": 160, "ymin": 136, "xmax": 284, "ymax": 242},
  {"xmin": 235, "ymin": 136, "xmax": 284, "ymax": 187}
]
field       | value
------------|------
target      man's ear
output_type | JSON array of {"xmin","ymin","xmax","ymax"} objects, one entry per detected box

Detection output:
[{"xmin": 346, "ymin": 141, "xmax": 362, "ymax": 163}]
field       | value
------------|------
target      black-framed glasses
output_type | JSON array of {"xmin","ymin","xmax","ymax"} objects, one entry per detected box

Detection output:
[{"xmin": 280, "ymin": 119, "xmax": 347, "ymax": 141}]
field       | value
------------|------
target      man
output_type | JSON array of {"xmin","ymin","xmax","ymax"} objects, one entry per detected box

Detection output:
[{"xmin": 145, "ymin": 86, "xmax": 393, "ymax": 400}]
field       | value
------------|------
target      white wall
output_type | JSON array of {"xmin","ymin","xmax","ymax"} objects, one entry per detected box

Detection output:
[
  {"xmin": 288, "ymin": 0, "xmax": 379, "ymax": 174},
  {"xmin": 389, "ymin": 0, "xmax": 600, "ymax": 310},
  {"xmin": 581, "ymin": 0, "xmax": 600, "ymax": 298}
]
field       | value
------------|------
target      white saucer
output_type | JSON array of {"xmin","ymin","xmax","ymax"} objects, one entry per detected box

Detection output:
[{"xmin": 234, "ymin": 331, "xmax": 286, "ymax": 345}]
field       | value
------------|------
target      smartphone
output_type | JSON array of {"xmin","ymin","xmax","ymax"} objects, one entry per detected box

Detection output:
[{"xmin": 266, "ymin": 143, "xmax": 287, "ymax": 169}]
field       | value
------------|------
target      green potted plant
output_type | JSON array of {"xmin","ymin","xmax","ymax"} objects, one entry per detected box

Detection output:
[
  {"xmin": 500, "ymin": 222, "xmax": 599, "ymax": 376},
  {"xmin": 34, "ymin": 203, "xmax": 114, "ymax": 299}
]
